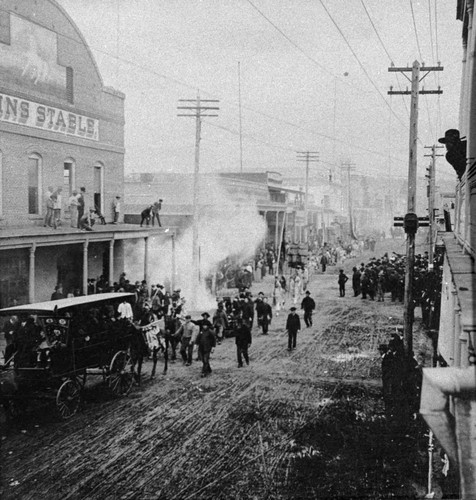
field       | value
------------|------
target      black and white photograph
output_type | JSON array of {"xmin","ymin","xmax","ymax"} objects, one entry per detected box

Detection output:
[{"xmin": 0, "ymin": 1, "xmax": 473, "ymax": 498}]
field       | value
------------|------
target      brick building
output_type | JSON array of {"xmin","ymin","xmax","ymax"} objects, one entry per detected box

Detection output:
[{"xmin": 0, "ymin": 0, "xmax": 167, "ymax": 307}]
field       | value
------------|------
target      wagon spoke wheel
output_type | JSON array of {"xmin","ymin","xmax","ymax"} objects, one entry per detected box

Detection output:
[
  {"xmin": 56, "ymin": 379, "xmax": 81, "ymax": 420},
  {"xmin": 109, "ymin": 351, "xmax": 134, "ymax": 397}
]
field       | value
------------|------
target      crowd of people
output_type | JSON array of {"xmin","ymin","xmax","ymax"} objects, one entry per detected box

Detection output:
[{"xmin": 348, "ymin": 250, "xmax": 442, "ymax": 328}]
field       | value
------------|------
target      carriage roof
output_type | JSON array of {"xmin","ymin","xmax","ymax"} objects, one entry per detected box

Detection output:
[{"xmin": 0, "ymin": 293, "xmax": 135, "ymax": 316}]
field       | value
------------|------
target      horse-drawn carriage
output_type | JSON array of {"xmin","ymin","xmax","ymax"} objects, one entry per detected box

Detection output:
[{"xmin": 0, "ymin": 293, "xmax": 141, "ymax": 420}]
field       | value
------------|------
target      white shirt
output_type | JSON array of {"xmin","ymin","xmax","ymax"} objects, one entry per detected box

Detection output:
[
  {"xmin": 53, "ymin": 194, "xmax": 62, "ymax": 210},
  {"xmin": 117, "ymin": 301, "xmax": 133, "ymax": 320}
]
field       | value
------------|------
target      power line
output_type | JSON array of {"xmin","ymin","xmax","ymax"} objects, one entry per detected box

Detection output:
[
  {"xmin": 360, "ymin": 0, "xmax": 392, "ymax": 62},
  {"xmin": 409, "ymin": 0, "xmax": 423, "ymax": 61},
  {"xmin": 434, "ymin": 0, "xmax": 440, "ymax": 63},
  {"xmin": 245, "ymin": 0, "xmax": 333, "ymax": 79},
  {"xmin": 359, "ymin": 0, "xmax": 410, "ymax": 119},
  {"xmin": 408, "ymin": 0, "xmax": 436, "ymax": 140},
  {"xmin": 244, "ymin": 0, "xmax": 370, "ymax": 97},
  {"xmin": 318, "ymin": 0, "xmax": 408, "ymax": 131},
  {"xmin": 205, "ymin": 120, "xmax": 410, "ymax": 178},
  {"xmin": 0, "ymin": 5, "xmax": 409, "ymax": 169}
]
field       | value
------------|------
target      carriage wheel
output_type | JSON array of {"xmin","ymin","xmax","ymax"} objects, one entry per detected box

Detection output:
[
  {"xmin": 109, "ymin": 351, "xmax": 134, "ymax": 397},
  {"xmin": 56, "ymin": 379, "xmax": 81, "ymax": 419}
]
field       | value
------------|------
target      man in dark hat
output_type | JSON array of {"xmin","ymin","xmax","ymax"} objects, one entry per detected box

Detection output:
[
  {"xmin": 195, "ymin": 322, "xmax": 216, "ymax": 377},
  {"xmin": 285, "ymin": 307, "xmax": 301, "ymax": 351},
  {"xmin": 192, "ymin": 312, "xmax": 213, "ymax": 332},
  {"xmin": 438, "ymin": 129, "xmax": 467, "ymax": 180},
  {"xmin": 300, "ymin": 291, "xmax": 316, "ymax": 327}
]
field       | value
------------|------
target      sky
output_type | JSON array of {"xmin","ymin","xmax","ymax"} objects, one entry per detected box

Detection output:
[{"xmin": 58, "ymin": 0, "xmax": 463, "ymax": 187}]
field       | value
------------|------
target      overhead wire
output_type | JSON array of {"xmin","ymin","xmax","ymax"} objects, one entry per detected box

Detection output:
[
  {"xmin": 434, "ymin": 0, "xmax": 443, "ymax": 136},
  {"xmin": 427, "ymin": 0, "xmax": 441, "ymax": 141},
  {"xmin": 244, "ymin": 0, "xmax": 374, "ymax": 98},
  {"xmin": 0, "ymin": 4, "xmax": 410, "ymax": 169},
  {"xmin": 317, "ymin": 0, "xmax": 408, "ymax": 132},
  {"xmin": 409, "ymin": 0, "xmax": 436, "ymax": 141},
  {"xmin": 359, "ymin": 0, "xmax": 410, "ymax": 119},
  {"xmin": 0, "ymin": 4, "xmax": 412, "ymax": 174}
]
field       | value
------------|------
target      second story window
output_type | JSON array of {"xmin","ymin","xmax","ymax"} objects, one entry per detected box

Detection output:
[
  {"xmin": 28, "ymin": 153, "xmax": 41, "ymax": 215},
  {"xmin": 66, "ymin": 66, "xmax": 74, "ymax": 104}
]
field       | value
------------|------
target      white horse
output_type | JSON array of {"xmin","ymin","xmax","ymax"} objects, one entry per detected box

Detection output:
[{"xmin": 21, "ymin": 34, "xmax": 49, "ymax": 85}]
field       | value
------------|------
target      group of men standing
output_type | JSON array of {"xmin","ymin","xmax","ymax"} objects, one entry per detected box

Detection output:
[{"xmin": 43, "ymin": 186, "xmax": 122, "ymax": 231}]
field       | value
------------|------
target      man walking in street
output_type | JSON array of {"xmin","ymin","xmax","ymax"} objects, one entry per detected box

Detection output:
[
  {"xmin": 176, "ymin": 315, "xmax": 197, "ymax": 366},
  {"xmin": 300, "ymin": 290, "xmax": 316, "ymax": 327},
  {"xmin": 256, "ymin": 295, "xmax": 272, "ymax": 335},
  {"xmin": 234, "ymin": 317, "xmax": 252, "ymax": 368},
  {"xmin": 195, "ymin": 322, "xmax": 216, "ymax": 377},
  {"xmin": 285, "ymin": 306, "xmax": 301, "ymax": 351},
  {"xmin": 213, "ymin": 303, "xmax": 228, "ymax": 345}
]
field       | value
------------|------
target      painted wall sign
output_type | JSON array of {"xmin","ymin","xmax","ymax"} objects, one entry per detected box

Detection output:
[
  {"xmin": 0, "ymin": 14, "xmax": 67, "ymax": 101},
  {"xmin": 0, "ymin": 92, "xmax": 99, "ymax": 141}
]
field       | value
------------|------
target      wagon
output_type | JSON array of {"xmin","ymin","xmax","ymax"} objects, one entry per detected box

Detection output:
[{"xmin": 0, "ymin": 293, "xmax": 139, "ymax": 420}]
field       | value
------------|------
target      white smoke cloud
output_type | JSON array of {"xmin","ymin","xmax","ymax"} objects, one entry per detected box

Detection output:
[{"xmin": 128, "ymin": 175, "xmax": 267, "ymax": 312}]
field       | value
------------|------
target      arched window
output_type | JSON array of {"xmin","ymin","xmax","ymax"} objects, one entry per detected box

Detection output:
[
  {"xmin": 63, "ymin": 157, "xmax": 76, "ymax": 198},
  {"xmin": 93, "ymin": 162, "xmax": 104, "ymax": 215},
  {"xmin": 27, "ymin": 152, "xmax": 42, "ymax": 215}
]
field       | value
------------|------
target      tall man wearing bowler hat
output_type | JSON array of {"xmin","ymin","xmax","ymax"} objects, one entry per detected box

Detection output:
[{"xmin": 285, "ymin": 306, "xmax": 301, "ymax": 351}]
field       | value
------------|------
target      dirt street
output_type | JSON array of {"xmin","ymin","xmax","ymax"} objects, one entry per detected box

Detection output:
[{"xmin": 0, "ymin": 249, "xmax": 436, "ymax": 499}]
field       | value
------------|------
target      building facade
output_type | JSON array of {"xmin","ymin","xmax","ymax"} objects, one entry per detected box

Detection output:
[
  {"xmin": 419, "ymin": 2, "xmax": 476, "ymax": 498},
  {"xmin": 0, "ymin": 0, "xmax": 166, "ymax": 307}
]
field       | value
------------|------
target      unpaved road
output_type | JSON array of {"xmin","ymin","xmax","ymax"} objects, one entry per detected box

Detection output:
[{"xmin": 0, "ymin": 254, "xmax": 431, "ymax": 499}]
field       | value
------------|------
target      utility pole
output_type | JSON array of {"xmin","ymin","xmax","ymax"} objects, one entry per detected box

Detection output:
[
  {"xmin": 424, "ymin": 145, "xmax": 444, "ymax": 264},
  {"xmin": 297, "ymin": 151, "xmax": 319, "ymax": 242},
  {"xmin": 177, "ymin": 93, "xmax": 219, "ymax": 307},
  {"xmin": 341, "ymin": 162, "xmax": 356, "ymax": 238},
  {"xmin": 388, "ymin": 60, "xmax": 443, "ymax": 358}
]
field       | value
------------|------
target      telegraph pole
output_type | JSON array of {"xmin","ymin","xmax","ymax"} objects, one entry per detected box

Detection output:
[
  {"xmin": 341, "ymin": 162, "xmax": 356, "ymax": 238},
  {"xmin": 388, "ymin": 60, "xmax": 443, "ymax": 357},
  {"xmin": 297, "ymin": 151, "xmax": 319, "ymax": 242},
  {"xmin": 177, "ymin": 93, "xmax": 219, "ymax": 307},
  {"xmin": 424, "ymin": 145, "xmax": 444, "ymax": 264}
]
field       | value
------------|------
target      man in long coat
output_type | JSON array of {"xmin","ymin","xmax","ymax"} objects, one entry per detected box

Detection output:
[
  {"xmin": 234, "ymin": 317, "xmax": 252, "ymax": 368},
  {"xmin": 196, "ymin": 323, "xmax": 216, "ymax": 377},
  {"xmin": 285, "ymin": 307, "xmax": 301, "ymax": 351}
]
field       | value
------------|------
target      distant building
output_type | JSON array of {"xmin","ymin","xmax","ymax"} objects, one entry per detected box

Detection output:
[{"xmin": 125, "ymin": 170, "xmax": 320, "ymax": 247}]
